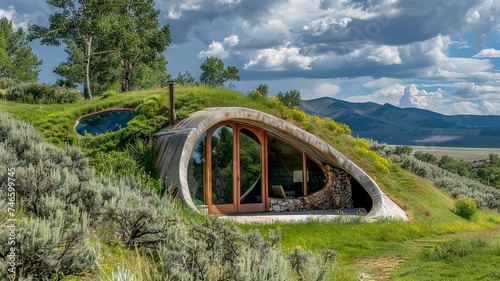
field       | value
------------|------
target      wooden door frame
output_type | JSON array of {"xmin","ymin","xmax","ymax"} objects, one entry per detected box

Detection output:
[
  {"xmin": 206, "ymin": 122, "xmax": 267, "ymax": 214},
  {"xmin": 236, "ymin": 124, "xmax": 266, "ymax": 213},
  {"xmin": 206, "ymin": 123, "xmax": 236, "ymax": 214}
]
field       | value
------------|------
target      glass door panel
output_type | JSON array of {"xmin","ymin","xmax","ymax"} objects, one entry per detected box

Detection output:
[{"xmin": 239, "ymin": 129, "xmax": 262, "ymax": 204}]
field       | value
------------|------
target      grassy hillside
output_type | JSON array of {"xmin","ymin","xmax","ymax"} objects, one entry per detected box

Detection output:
[{"xmin": 1, "ymin": 86, "xmax": 500, "ymax": 280}]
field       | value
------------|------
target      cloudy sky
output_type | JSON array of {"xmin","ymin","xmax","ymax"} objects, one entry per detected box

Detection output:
[{"xmin": 2, "ymin": 0, "xmax": 500, "ymax": 115}]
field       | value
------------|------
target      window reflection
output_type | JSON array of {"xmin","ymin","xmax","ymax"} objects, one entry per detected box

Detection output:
[
  {"xmin": 239, "ymin": 129, "xmax": 262, "ymax": 204},
  {"xmin": 267, "ymin": 134, "xmax": 304, "ymax": 198},
  {"xmin": 306, "ymin": 156, "xmax": 327, "ymax": 194},
  {"xmin": 211, "ymin": 125, "xmax": 234, "ymax": 204}
]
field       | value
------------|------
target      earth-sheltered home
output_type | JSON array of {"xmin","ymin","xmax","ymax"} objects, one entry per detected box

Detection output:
[{"xmin": 155, "ymin": 107, "xmax": 407, "ymax": 221}]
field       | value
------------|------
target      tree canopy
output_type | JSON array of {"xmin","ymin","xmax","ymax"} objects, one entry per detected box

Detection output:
[
  {"xmin": 174, "ymin": 71, "xmax": 196, "ymax": 86},
  {"xmin": 199, "ymin": 57, "xmax": 240, "ymax": 87},
  {"xmin": 276, "ymin": 90, "xmax": 301, "ymax": 108},
  {"xmin": 28, "ymin": 0, "xmax": 170, "ymax": 99},
  {"xmin": 106, "ymin": 0, "xmax": 171, "ymax": 92},
  {"xmin": 0, "ymin": 18, "xmax": 41, "ymax": 83}
]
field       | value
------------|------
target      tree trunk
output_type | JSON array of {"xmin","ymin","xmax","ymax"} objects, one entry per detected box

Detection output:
[
  {"xmin": 121, "ymin": 62, "xmax": 134, "ymax": 92},
  {"xmin": 83, "ymin": 36, "xmax": 92, "ymax": 99},
  {"xmin": 121, "ymin": 66, "xmax": 131, "ymax": 92}
]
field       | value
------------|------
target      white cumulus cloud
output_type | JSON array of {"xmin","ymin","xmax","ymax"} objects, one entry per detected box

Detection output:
[
  {"xmin": 198, "ymin": 34, "xmax": 239, "ymax": 59},
  {"xmin": 302, "ymin": 17, "xmax": 351, "ymax": 35},
  {"xmin": 346, "ymin": 84, "xmax": 405, "ymax": 106},
  {"xmin": 398, "ymin": 84, "xmax": 444, "ymax": 110},
  {"xmin": 473, "ymin": 48, "xmax": 500, "ymax": 58},
  {"xmin": 367, "ymin": 46, "xmax": 402, "ymax": 65},
  {"xmin": 449, "ymin": 101, "xmax": 482, "ymax": 115},
  {"xmin": 300, "ymin": 81, "xmax": 340, "ymax": 100},
  {"xmin": 0, "ymin": 5, "xmax": 30, "ymax": 30},
  {"xmin": 481, "ymin": 100, "xmax": 500, "ymax": 114},
  {"xmin": 244, "ymin": 44, "xmax": 315, "ymax": 70}
]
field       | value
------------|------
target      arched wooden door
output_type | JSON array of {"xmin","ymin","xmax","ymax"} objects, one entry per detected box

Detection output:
[{"xmin": 207, "ymin": 123, "xmax": 266, "ymax": 214}]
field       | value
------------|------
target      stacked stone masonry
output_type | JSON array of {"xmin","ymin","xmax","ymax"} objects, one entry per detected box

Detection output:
[{"xmin": 268, "ymin": 165, "xmax": 353, "ymax": 212}]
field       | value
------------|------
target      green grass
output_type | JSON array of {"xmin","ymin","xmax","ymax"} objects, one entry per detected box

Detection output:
[
  {"xmin": 2, "ymin": 85, "xmax": 500, "ymax": 280},
  {"xmin": 0, "ymin": 86, "xmax": 274, "ymax": 145},
  {"xmin": 0, "ymin": 88, "xmax": 159, "ymax": 144},
  {"xmin": 239, "ymin": 210, "xmax": 500, "ymax": 280}
]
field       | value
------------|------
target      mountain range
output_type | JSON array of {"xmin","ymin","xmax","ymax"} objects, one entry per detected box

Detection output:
[{"xmin": 299, "ymin": 97, "xmax": 500, "ymax": 148}]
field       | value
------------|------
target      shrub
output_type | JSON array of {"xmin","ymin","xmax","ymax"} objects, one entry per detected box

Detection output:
[
  {"xmin": 0, "ymin": 77, "xmax": 15, "ymax": 89},
  {"xmin": 374, "ymin": 140, "xmax": 500, "ymax": 211},
  {"xmin": 288, "ymin": 247, "xmax": 326, "ymax": 281},
  {"xmin": 157, "ymin": 217, "xmax": 328, "ymax": 281},
  {"xmin": 105, "ymin": 187, "xmax": 178, "ymax": 248},
  {"xmin": 325, "ymin": 117, "xmax": 351, "ymax": 135},
  {"xmin": 144, "ymin": 94, "xmax": 167, "ymax": 105},
  {"xmin": 135, "ymin": 99, "xmax": 161, "ymax": 118},
  {"xmin": 111, "ymin": 263, "xmax": 138, "ymax": 281},
  {"xmin": 354, "ymin": 139, "xmax": 391, "ymax": 173},
  {"xmin": 414, "ymin": 151, "xmax": 438, "ymax": 164},
  {"xmin": 422, "ymin": 238, "xmax": 486, "ymax": 261},
  {"xmin": 290, "ymin": 107, "xmax": 307, "ymax": 123},
  {"xmin": 453, "ymin": 197, "xmax": 477, "ymax": 220},
  {"xmin": 134, "ymin": 94, "xmax": 168, "ymax": 119},
  {"xmin": 5, "ymin": 83, "xmax": 81, "ymax": 104},
  {"xmin": 0, "ymin": 212, "xmax": 96, "ymax": 279},
  {"xmin": 267, "ymin": 96, "xmax": 283, "ymax": 110},
  {"xmin": 159, "ymin": 217, "xmax": 292, "ymax": 281},
  {"xmin": 394, "ymin": 145, "xmax": 413, "ymax": 156},
  {"xmin": 248, "ymin": 89, "xmax": 265, "ymax": 102},
  {"xmin": 101, "ymin": 89, "xmax": 118, "ymax": 99}
]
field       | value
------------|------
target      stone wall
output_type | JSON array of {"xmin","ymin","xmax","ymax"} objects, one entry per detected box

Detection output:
[{"xmin": 268, "ymin": 165, "xmax": 353, "ymax": 212}]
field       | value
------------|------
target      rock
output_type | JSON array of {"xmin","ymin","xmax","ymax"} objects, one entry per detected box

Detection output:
[
  {"xmin": 308, "ymin": 196, "xmax": 315, "ymax": 205},
  {"xmin": 324, "ymin": 188, "xmax": 332, "ymax": 201},
  {"xmin": 287, "ymin": 205, "xmax": 295, "ymax": 212},
  {"xmin": 272, "ymin": 205, "xmax": 281, "ymax": 213},
  {"xmin": 334, "ymin": 194, "xmax": 341, "ymax": 206}
]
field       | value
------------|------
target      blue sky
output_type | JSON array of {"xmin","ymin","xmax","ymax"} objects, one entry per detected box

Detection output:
[{"xmin": 1, "ymin": 0, "xmax": 500, "ymax": 115}]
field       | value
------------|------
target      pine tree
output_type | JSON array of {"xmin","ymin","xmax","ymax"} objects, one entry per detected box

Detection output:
[{"xmin": 0, "ymin": 18, "xmax": 41, "ymax": 82}]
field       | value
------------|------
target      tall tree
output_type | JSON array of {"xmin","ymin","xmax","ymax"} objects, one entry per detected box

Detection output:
[
  {"xmin": 0, "ymin": 18, "xmax": 41, "ymax": 82},
  {"xmin": 111, "ymin": 0, "xmax": 171, "ymax": 92},
  {"xmin": 28, "ymin": 0, "xmax": 120, "ymax": 99},
  {"xmin": 200, "ymin": 57, "xmax": 240, "ymax": 87}
]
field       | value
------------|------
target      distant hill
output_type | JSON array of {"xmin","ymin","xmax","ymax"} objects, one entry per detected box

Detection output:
[{"xmin": 300, "ymin": 97, "xmax": 500, "ymax": 148}]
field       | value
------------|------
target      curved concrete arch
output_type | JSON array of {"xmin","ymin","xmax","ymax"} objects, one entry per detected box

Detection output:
[{"xmin": 154, "ymin": 107, "xmax": 407, "ymax": 221}]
